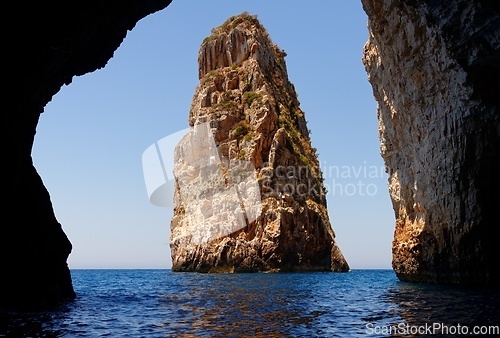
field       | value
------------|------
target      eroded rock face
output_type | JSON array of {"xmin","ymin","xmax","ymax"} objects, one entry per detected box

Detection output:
[
  {"xmin": 362, "ymin": 0, "xmax": 500, "ymax": 285},
  {"xmin": 3, "ymin": 0, "xmax": 172, "ymax": 310},
  {"xmin": 170, "ymin": 13, "xmax": 349, "ymax": 273}
]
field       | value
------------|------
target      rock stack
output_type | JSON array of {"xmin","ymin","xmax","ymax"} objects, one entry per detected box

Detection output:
[{"xmin": 170, "ymin": 13, "xmax": 349, "ymax": 272}]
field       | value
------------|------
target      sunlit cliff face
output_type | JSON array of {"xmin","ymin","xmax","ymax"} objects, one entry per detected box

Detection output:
[
  {"xmin": 362, "ymin": 0, "xmax": 500, "ymax": 285},
  {"xmin": 170, "ymin": 13, "xmax": 349, "ymax": 273}
]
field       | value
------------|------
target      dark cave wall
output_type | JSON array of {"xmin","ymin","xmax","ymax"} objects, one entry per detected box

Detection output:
[{"xmin": 2, "ymin": 0, "xmax": 172, "ymax": 310}]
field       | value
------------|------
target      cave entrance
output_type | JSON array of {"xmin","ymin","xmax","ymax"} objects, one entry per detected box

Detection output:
[{"xmin": 32, "ymin": 2, "xmax": 394, "ymax": 271}]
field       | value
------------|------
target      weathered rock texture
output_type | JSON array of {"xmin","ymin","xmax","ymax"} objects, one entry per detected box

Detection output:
[
  {"xmin": 170, "ymin": 13, "xmax": 349, "ymax": 273},
  {"xmin": 362, "ymin": 0, "xmax": 500, "ymax": 285},
  {"xmin": 3, "ymin": 0, "xmax": 172, "ymax": 310}
]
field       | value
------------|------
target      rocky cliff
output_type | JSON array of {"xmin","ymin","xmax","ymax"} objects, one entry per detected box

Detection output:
[
  {"xmin": 362, "ymin": 0, "xmax": 500, "ymax": 285},
  {"xmin": 3, "ymin": 0, "xmax": 172, "ymax": 310},
  {"xmin": 170, "ymin": 13, "xmax": 349, "ymax": 273}
]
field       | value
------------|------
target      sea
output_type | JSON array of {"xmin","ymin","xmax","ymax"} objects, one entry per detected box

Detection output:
[{"xmin": 1, "ymin": 269, "xmax": 499, "ymax": 337}]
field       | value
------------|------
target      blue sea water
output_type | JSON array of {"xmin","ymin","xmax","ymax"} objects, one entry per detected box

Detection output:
[{"xmin": 1, "ymin": 269, "xmax": 499, "ymax": 337}]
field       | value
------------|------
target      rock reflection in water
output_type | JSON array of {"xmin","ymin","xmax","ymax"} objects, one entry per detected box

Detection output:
[
  {"xmin": 384, "ymin": 282, "xmax": 500, "ymax": 331},
  {"xmin": 159, "ymin": 273, "xmax": 317, "ymax": 337}
]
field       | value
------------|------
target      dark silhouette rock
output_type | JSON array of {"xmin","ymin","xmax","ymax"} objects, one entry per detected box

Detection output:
[{"xmin": 2, "ymin": 0, "xmax": 172, "ymax": 310}]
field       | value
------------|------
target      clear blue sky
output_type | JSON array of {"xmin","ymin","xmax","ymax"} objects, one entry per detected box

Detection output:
[{"xmin": 32, "ymin": 0, "xmax": 394, "ymax": 269}]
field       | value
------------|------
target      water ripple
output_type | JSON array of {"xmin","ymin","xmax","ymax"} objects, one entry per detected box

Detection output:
[{"xmin": 1, "ymin": 270, "xmax": 498, "ymax": 337}]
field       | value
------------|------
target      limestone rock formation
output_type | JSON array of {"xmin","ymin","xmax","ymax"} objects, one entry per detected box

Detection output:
[
  {"xmin": 170, "ymin": 13, "xmax": 349, "ymax": 273},
  {"xmin": 362, "ymin": 0, "xmax": 500, "ymax": 285},
  {"xmin": 3, "ymin": 0, "xmax": 172, "ymax": 310}
]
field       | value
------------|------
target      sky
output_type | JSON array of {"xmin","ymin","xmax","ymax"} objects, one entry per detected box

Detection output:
[{"xmin": 32, "ymin": 0, "xmax": 395, "ymax": 269}]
